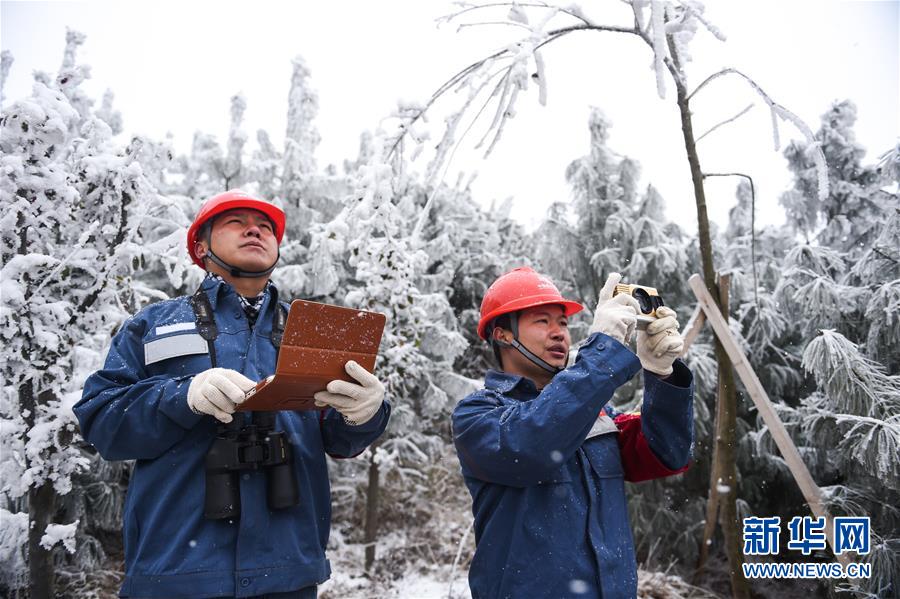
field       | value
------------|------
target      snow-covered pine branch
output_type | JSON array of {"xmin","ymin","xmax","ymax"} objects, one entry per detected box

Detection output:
[{"xmin": 802, "ymin": 330, "xmax": 900, "ymax": 419}]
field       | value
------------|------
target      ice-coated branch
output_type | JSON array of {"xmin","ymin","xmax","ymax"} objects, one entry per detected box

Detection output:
[
  {"xmin": 649, "ymin": 0, "xmax": 668, "ymax": 98},
  {"xmin": 695, "ymin": 103, "xmax": 754, "ymax": 143},
  {"xmin": 687, "ymin": 67, "xmax": 829, "ymax": 200},
  {"xmin": 398, "ymin": 2, "xmax": 728, "ymax": 239},
  {"xmin": 438, "ymin": 1, "xmax": 592, "ymax": 27},
  {"xmin": 390, "ymin": 10, "xmax": 640, "ymax": 164},
  {"xmin": 384, "ymin": 50, "xmax": 502, "ymax": 162},
  {"xmin": 676, "ymin": 0, "xmax": 726, "ymax": 41},
  {"xmin": 448, "ymin": 520, "xmax": 475, "ymax": 598},
  {"xmin": 28, "ymin": 222, "xmax": 101, "ymax": 297},
  {"xmin": 415, "ymin": 20, "xmax": 638, "ymax": 164},
  {"xmin": 703, "ymin": 171, "xmax": 759, "ymax": 308},
  {"xmin": 456, "ymin": 20, "xmax": 534, "ymax": 32}
]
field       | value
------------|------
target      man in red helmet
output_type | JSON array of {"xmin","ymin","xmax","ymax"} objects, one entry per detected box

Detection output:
[
  {"xmin": 75, "ymin": 190, "xmax": 390, "ymax": 598},
  {"xmin": 452, "ymin": 267, "xmax": 693, "ymax": 598}
]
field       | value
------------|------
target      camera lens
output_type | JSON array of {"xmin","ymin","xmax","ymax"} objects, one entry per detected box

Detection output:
[{"xmin": 632, "ymin": 288, "xmax": 654, "ymax": 314}]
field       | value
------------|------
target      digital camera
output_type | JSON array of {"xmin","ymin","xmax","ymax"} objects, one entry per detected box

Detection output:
[{"xmin": 613, "ymin": 283, "xmax": 665, "ymax": 329}]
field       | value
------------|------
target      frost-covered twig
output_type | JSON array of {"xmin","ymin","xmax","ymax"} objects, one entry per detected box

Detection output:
[
  {"xmin": 28, "ymin": 222, "xmax": 100, "ymax": 297},
  {"xmin": 695, "ymin": 103, "xmax": 754, "ymax": 143},
  {"xmin": 456, "ymin": 20, "xmax": 534, "ymax": 32},
  {"xmin": 687, "ymin": 67, "xmax": 829, "ymax": 200},
  {"xmin": 703, "ymin": 172, "xmax": 759, "ymax": 308},
  {"xmin": 437, "ymin": 1, "xmax": 592, "ymax": 27},
  {"xmin": 649, "ymin": 0, "xmax": 668, "ymax": 97},
  {"xmin": 446, "ymin": 519, "xmax": 473, "ymax": 599}
]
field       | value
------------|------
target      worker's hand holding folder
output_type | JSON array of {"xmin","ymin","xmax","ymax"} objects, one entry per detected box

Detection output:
[{"xmin": 238, "ymin": 300, "xmax": 386, "ymax": 411}]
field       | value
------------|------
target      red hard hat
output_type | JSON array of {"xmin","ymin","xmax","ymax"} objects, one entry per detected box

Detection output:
[
  {"xmin": 477, "ymin": 267, "xmax": 583, "ymax": 340},
  {"xmin": 186, "ymin": 190, "xmax": 286, "ymax": 267}
]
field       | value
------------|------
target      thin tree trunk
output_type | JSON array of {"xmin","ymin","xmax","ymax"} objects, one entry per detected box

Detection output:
[
  {"xmin": 20, "ymin": 379, "xmax": 56, "ymax": 599},
  {"xmin": 363, "ymin": 445, "xmax": 381, "ymax": 574},
  {"xmin": 714, "ymin": 276, "xmax": 749, "ymax": 599},
  {"xmin": 676, "ymin": 87, "xmax": 750, "ymax": 599},
  {"xmin": 28, "ymin": 483, "xmax": 56, "ymax": 599},
  {"xmin": 693, "ymin": 378, "xmax": 722, "ymax": 582}
]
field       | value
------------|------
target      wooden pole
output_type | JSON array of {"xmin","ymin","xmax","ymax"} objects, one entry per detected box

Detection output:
[
  {"xmin": 693, "ymin": 274, "xmax": 731, "ymax": 584},
  {"xmin": 687, "ymin": 274, "xmax": 852, "ymax": 568},
  {"xmin": 711, "ymin": 274, "xmax": 748, "ymax": 596},
  {"xmin": 680, "ymin": 303, "xmax": 706, "ymax": 356}
]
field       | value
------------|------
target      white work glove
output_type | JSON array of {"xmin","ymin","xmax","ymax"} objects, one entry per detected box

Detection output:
[
  {"xmin": 314, "ymin": 361, "xmax": 385, "ymax": 426},
  {"xmin": 637, "ymin": 306, "xmax": 684, "ymax": 377},
  {"xmin": 589, "ymin": 272, "xmax": 640, "ymax": 345},
  {"xmin": 187, "ymin": 368, "xmax": 256, "ymax": 423}
]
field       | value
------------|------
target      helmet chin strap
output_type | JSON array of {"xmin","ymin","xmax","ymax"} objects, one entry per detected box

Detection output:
[
  {"xmin": 204, "ymin": 245, "xmax": 280, "ymax": 278},
  {"xmin": 495, "ymin": 312, "xmax": 563, "ymax": 375}
]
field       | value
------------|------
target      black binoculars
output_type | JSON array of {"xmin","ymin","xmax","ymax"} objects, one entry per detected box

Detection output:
[{"xmin": 203, "ymin": 411, "xmax": 299, "ymax": 520}]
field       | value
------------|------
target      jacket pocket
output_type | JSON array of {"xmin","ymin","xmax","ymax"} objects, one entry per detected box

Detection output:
[
  {"xmin": 582, "ymin": 433, "xmax": 625, "ymax": 479},
  {"xmin": 535, "ymin": 464, "xmax": 573, "ymax": 484}
]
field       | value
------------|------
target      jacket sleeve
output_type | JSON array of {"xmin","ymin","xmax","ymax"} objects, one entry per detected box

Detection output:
[
  {"xmin": 318, "ymin": 400, "xmax": 391, "ymax": 458},
  {"xmin": 73, "ymin": 316, "xmax": 204, "ymax": 461},
  {"xmin": 614, "ymin": 359, "xmax": 693, "ymax": 481},
  {"xmin": 452, "ymin": 334, "xmax": 642, "ymax": 487}
]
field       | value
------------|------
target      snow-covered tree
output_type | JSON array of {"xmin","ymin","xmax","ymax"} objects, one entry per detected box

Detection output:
[
  {"xmin": 715, "ymin": 104, "xmax": 900, "ymax": 597},
  {"xmin": 314, "ymin": 120, "xmax": 467, "ymax": 570},
  {"xmin": 414, "ymin": 184, "xmax": 531, "ymax": 378},
  {"xmin": 223, "ymin": 94, "xmax": 248, "ymax": 189},
  {"xmin": 547, "ymin": 109, "xmax": 713, "ymax": 571},
  {"xmin": 281, "ymin": 56, "xmax": 320, "ymax": 207},
  {"xmin": 781, "ymin": 101, "xmax": 885, "ymax": 250},
  {"xmin": 0, "ymin": 33, "xmax": 176, "ymax": 596},
  {"xmin": 387, "ymin": 13, "xmax": 829, "ymax": 591},
  {"xmin": 1, "ymin": 50, "xmax": 13, "ymax": 106}
]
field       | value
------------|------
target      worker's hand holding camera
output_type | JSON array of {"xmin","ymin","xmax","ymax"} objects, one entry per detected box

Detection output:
[
  {"xmin": 589, "ymin": 272, "xmax": 641, "ymax": 345},
  {"xmin": 314, "ymin": 360, "xmax": 385, "ymax": 426},
  {"xmin": 187, "ymin": 368, "xmax": 256, "ymax": 423},
  {"xmin": 637, "ymin": 306, "xmax": 684, "ymax": 377}
]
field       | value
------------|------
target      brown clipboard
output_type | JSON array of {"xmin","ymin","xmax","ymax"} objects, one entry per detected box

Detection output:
[{"xmin": 237, "ymin": 300, "xmax": 386, "ymax": 411}]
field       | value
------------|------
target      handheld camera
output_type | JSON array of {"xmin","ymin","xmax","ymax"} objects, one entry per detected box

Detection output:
[{"xmin": 613, "ymin": 283, "xmax": 665, "ymax": 330}]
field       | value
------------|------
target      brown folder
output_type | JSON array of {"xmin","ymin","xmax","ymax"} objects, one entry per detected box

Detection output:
[{"xmin": 237, "ymin": 300, "xmax": 386, "ymax": 411}]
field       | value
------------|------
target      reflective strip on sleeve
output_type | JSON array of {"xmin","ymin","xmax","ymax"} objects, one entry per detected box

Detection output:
[
  {"xmin": 144, "ymin": 333, "xmax": 209, "ymax": 365},
  {"xmin": 156, "ymin": 322, "xmax": 197, "ymax": 335}
]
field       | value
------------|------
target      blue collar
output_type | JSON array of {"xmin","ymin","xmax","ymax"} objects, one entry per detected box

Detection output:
[
  {"xmin": 199, "ymin": 273, "xmax": 277, "ymax": 312},
  {"xmin": 484, "ymin": 369, "xmax": 541, "ymax": 399}
]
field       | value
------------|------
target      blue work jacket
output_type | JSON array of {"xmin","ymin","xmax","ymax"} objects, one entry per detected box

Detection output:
[
  {"xmin": 452, "ymin": 333, "xmax": 693, "ymax": 599},
  {"xmin": 74, "ymin": 276, "xmax": 390, "ymax": 598}
]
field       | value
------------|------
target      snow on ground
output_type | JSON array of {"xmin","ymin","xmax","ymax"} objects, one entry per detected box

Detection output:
[{"xmin": 319, "ymin": 565, "xmax": 471, "ymax": 599}]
